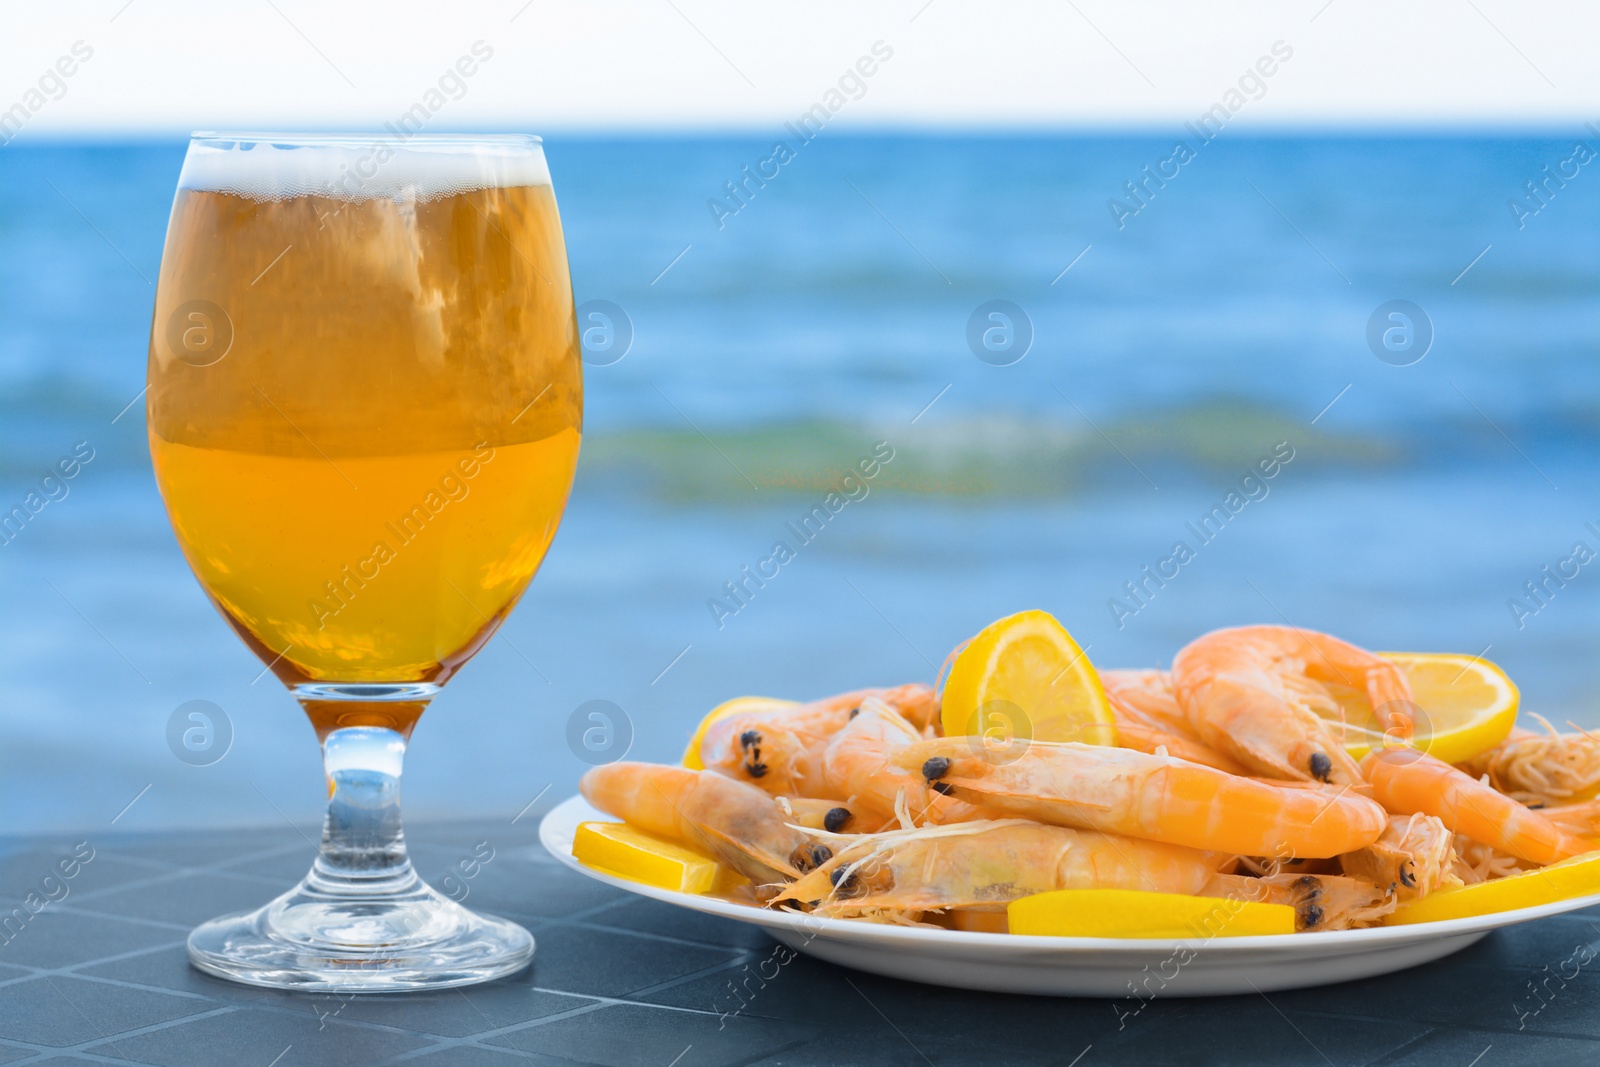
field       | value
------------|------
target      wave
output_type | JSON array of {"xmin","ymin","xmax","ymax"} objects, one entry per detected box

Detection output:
[{"xmin": 578, "ymin": 402, "xmax": 1405, "ymax": 502}]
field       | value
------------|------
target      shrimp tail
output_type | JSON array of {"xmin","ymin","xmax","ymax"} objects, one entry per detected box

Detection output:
[{"xmin": 1362, "ymin": 748, "xmax": 1592, "ymax": 866}]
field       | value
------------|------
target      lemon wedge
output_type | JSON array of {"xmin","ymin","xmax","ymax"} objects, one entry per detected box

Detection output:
[
  {"xmin": 1316, "ymin": 652, "xmax": 1518, "ymax": 764},
  {"xmin": 1388, "ymin": 850, "xmax": 1600, "ymax": 925},
  {"xmin": 573, "ymin": 821, "xmax": 743, "ymax": 894},
  {"xmin": 680, "ymin": 696, "xmax": 798, "ymax": 769},
  {"xmin": 1008, "ymin": 889, "xmax": 1295, "ymax": 938},
  {"xmin": 940, "ymin": 610, "xmax": 1115, "ymax": 746}
]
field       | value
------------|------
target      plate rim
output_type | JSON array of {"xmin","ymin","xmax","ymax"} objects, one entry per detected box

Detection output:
[{"xmin": 537, "ymin": 793, "xmax": 1600, "ymax": 953}]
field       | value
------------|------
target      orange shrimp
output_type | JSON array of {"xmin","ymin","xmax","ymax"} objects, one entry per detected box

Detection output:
[
  {"xmin": 772, "ymin": 819, "xmax": 1229, "ymax": 921},
  {"xmin": 580, "ymin": 763, "xmax": 823, "ymax": 891},
  {"xmin": 822, "ymin": 701, "xmax": 993, "ymax": 825},
  {"xmin": 1361, "ymin": 748, "xmax": 1592, "ymax": 866},
  {"xmin": 698, "ymin": 684, "xmax": 936, "ymax": 797},
  {"xmin": 1171, "ymin": 625, "xmax": 1414, "ymax": 785},
  {"xmin": 892, "ymin": 738, "xmax": 1388, "ymax": 858},
  {"xmin": 1101, "ymin": 668, "xmax": 1250, "ymax": 775}
]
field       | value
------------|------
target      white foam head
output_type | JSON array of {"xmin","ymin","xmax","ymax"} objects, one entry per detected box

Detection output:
[{"xmin": 179, "ymin": 133, "xmax": 550, "ymax": 203}]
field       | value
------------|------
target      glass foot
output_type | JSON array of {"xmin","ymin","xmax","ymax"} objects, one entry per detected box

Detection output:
[{"xmin": 187, "ymin": 871, "xmax": 534, "ymax": 992}]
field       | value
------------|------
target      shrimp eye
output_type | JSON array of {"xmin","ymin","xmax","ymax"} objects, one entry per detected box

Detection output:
[
  {"xmin": 848, "ymin": 707, "xmax": 860, "ymax": 720},
  {"xmin": 1308, "ymin": 753, "xmax": 1333, "ymax": 782},
  {"xmin": 829, "ymin": 866, "xmax": 862, "ymax": 896},
  {"xmin": 793, "ymin": 844, "xmax": 833, "ymax": 872},
  {"xmin": 1398, "ymin": 863, "xmax": 1416, "ymax": 888},
  {"xmin": 823, "ymin": 807, "xmax": 852, "ymax": 833},
  {"xmin": 1298, "ymin": 903, "xmax": 1325, "ymax": 930},
  {"xmin": 745, "ymin": 761, "xmax": 769, "ymax": 779},
  {"xmin": 922, "ymin": 757, "xmax": 952, "ymax": 781},
  {"xmin": 739, "ymin": 730, "xmax": 761, "ymax": 750}
]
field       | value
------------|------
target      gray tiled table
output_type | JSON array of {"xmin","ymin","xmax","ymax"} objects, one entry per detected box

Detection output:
[{"xmin": 3, "ymin": 815, "xmax": 1599, "ymax": 1067}]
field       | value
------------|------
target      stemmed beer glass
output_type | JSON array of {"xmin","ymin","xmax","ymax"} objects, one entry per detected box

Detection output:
[{"xmin": 147, "ymin": 133, "xmax": 581, "ymax": 990}]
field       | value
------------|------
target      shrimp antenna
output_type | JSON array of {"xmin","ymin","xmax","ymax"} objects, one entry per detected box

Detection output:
[{"xmin": 935, "ymin": 637, "xmax": 972, "ymax": 696}]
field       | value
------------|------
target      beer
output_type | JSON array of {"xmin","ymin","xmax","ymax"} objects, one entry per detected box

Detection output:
[{"xmin": 148, "ymin": 149, "xmax": 582, "ymax": 690}]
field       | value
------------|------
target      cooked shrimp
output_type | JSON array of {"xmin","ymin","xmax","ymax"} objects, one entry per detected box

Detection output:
[
  {"xmin": 1200, "ymin": 873, "xmax": 1394, "ymax": 930},
  {"xmin": 1457, "ymin": 721, "xmax": 1600, "ymax": 806},
  {"xmin": 893, "ymin": 738, "xmax": 1388, "ymax": 858},
  {"xmin": 1101, "ymin": 669, "xmax": 1250, "ymax": 775},
  {"xmin": 771, "ymin": 819, "xmax": 1228, "ymax": 921},
  {"xmin": 1337, "ymin": 814, "xmax": 1460, "ymax": 902},
  {"xmin": 1361, "ymin": 748, "xmax": 1592, "ymax": 866},
  {"xmin": 1171, "ymin": 625, "xmax": 1414, "ymax": 786},
  {"xmin": 823, "ymin": 701, "xmax": 994, "ymax": 825},
  {"xmin": 698, "ymin": 684, "xmax": 936, "ymax": 797},
  {"xmin": 581, "ymin": 763, "xmax": 823, "ymax": 891}
]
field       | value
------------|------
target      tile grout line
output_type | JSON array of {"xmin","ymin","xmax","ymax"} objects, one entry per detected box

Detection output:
[
  {"xmin": 622, "ymin": 953, "xmax": 761, "ymax": 1001},
  {"xmin": 384, "ymin": 998, "xmax": 616, "ymax": 1060},
  {"xmin": 49, "ymin": 904, "xmax": 203, "ymax": 933},
  {"xmin": 70, "ymin": 860, "xmax": 303, "ymax": 901},
  {"xmin": 386, "ymin": 981, "xmax": 780, "ymax": 1062},
  {"xmin": 7, "ymin": 1004, "xmax": 240, "ymax": 1063},
  {"xmin": 559, "ymin": 916, "xmax": 770, "ymax": 954},
  {"xmin": 0, "ymin": 939, "xmax": 191, "ymax": 989}
]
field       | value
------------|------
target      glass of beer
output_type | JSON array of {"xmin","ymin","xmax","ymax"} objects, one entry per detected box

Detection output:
[{"xmin": 147, "ymin": 133, "xmax": 581, "ymax": 990}]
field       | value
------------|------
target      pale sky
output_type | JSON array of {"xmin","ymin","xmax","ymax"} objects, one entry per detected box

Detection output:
[{"xmin": 2, "ymin": 1, "xmax": 1597, "ymax": 136}]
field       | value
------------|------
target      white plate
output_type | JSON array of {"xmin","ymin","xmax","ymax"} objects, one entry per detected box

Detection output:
[{"xmin": 539, "ymin": 795, "xmax": 1600, "ymax": 997}]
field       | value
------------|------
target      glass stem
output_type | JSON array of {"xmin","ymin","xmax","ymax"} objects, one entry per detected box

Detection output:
[
  {"xmin": 292, "ymin": 682, "xmax": 437, "ymax": 898},
  {"xmin": 309, "ymin": 725, "xmax": 416, "ymax": 894}
]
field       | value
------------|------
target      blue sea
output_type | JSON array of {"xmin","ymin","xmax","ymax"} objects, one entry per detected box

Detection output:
[{"xmin": 3, "ymin": 133, "xmax": 1600, "ymax": 834}]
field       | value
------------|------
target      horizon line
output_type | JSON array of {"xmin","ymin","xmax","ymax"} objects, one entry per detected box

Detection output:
[{"xmin": 7, "ymin": 119, "xmax": 1599, "ymax": 144}]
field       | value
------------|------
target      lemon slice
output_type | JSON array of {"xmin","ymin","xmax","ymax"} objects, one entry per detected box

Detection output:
[
  {"xmin": 1008, "ymin": 889, "xmax": 1295, "ymax": 938},
  {"xmin": 1388, "ymin": 850, "xmax": 1600, "ymax": 925},
  {"xmin": 573, "ymin": 821, "xmax": 745, "ymax": 894},
  {"xmin": 1315, "ymin": 652, "xmax": 1518, "ymax": 765},
  {"xmin": 940, "ymin": 610, "xmax": 1115, "ymax": 746},
  {"xmin": 680, "ymin": 696, "xmax": 798, "ymax": 769}
]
